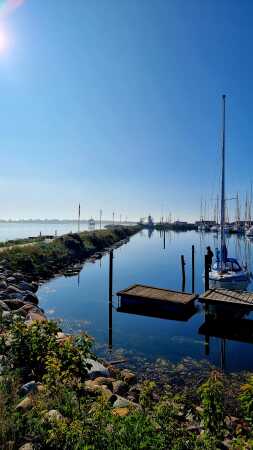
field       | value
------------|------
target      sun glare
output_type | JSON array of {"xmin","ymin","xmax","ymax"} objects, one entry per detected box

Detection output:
[{"xmin": 0, "ymin": 28, "xmax": 8, "ymax": 53}]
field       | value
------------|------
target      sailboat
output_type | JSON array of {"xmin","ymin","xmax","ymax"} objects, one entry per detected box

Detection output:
[{"xmin": 208, "ymin": 95, "xmax": 251, "ymax": 288}]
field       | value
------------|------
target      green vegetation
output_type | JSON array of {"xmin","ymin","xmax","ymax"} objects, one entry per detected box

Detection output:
[
  {"xmin": 0, "ymin": 226, "xmax": 139, "ymax": 279},
  {"xmin": 1, "ymin": 315, "xmax": 253, "ymax": 449}
]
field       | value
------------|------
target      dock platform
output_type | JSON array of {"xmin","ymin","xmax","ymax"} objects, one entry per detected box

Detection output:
[
  {"xmin": 117, "ymin": 284, "xmax": 197, "ymax": 309},
  {"xmin": 199, "ymin": 288, "xmax": 253, "ymax": 308}
]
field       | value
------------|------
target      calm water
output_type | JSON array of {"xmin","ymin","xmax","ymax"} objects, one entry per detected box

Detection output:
[
  {"xmin": 0, "ymin": 221, "xmax": 127, "ymax": 242},
  {"xmin": 39, "ymin": 230, "xmax": 253, "ymax": 373}
]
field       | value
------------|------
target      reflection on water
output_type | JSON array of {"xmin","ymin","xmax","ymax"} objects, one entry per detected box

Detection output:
[{"xmin": 39, "ymin": 230, "xmax": 253, "ymax": 372}]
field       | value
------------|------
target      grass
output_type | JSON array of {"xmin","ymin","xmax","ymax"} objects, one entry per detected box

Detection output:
[
  {"xmin": 0, "ymin": 226, "xmax": 140, "ymax": 279},
  {"xmin": 1, "ymin": 316, "xmax": 253, "ymax": 449}
]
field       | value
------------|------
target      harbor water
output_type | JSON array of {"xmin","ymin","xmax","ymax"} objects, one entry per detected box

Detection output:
[{"xmin": 38, "ymin": 229, "xmax": 253, "ymax": 373}]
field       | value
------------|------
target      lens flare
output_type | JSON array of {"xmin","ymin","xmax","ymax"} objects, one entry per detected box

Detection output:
[
  {"xmin": 0, "ymin": 28, "xmax": 8, "ymax": 52},
  {"xmin": 0, "ymin": 0, "xmax": 25, "ymax": 19}
]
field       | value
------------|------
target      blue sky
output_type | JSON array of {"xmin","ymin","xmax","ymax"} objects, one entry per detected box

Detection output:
[{"xmin": 0, "ymin": 0, "xmax": 253, "ymax": 221}]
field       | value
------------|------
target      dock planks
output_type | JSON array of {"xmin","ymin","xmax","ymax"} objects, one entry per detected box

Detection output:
[
  {"xmin": 199, "ymin": 288, "xmax": 253, "ymax": 308},
  {"xmin": 117, "ymin": 284, "xmax": 197, "ymax": 305}
]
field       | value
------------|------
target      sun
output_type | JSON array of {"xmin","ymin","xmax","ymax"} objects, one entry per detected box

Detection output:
[{"xmin": 0, "ymin": 28, "xmax": 8, "ymax": 53}]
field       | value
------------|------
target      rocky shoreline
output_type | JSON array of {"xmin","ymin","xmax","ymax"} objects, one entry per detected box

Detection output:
[
  {"xmin": 1, "ymin": 226, "xmax": 253, "ymax": 448},
  {"xmin": 0, "ymin": 226, "xmax": 139, "ymax": 326}
]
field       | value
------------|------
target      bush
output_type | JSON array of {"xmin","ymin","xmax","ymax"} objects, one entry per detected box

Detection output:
[{"xmin": 198, "ymin": 371, "xmax": 224, "ymax": 438}]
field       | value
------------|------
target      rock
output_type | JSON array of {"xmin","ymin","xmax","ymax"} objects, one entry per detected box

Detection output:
[
  {"xmin": 16, "ymin": 396, "xmax": 33, "ymax": 412},
  {"xmin": 195, "ymin": 406, "xmax": 204, "ymax": 415},
  {"xmin": 112, "ymin": 380, "xmax": 129, "ymax": 396},
  {"xmin": 4, "ymin": 299, "xmax": 26, "ymax": 310},
  {"xmin": 19, "ymin": 443, "xmax": 34, "ymax": 450},
  {"xmin": 2, "ymin": 310, "xmax": 11, "ymax": 318},
  {"xmin": 26, "ymin": 310, "xmax": 46, "ymax": 324},
  {"xmin": 18, "ymin": 281, "xmax": 34, "ymax": 292},
  {"xmin": 36, "ymin": 383, "xmax": 45, "ymax": 393},
  {"xmin": 84, "ymin": 380, "xmax": 116, "ymax": 403},
  {"xmin": 222, "ymin": 439, "xmax": 233, "ymax": 449},
  {"xmin": 6, "ymin": 277, "xmax": 16, "ymax": 284},
  {"xmin": 13, "ymin": 272, "xmax": 25, "ymax": 281},
  {"xmin": 113, "ymin": 395, "xmax": 141, "ymax": 410},
  {"xmin": 7, "ymin": 292, "xmax": 24, "ymax": 300},
  {"xmin": 6, "ymin": 285, "xmax": 22, "ymax": 294},
  {"xmin": 0, "ymin": 300, "xmax": 10, "ymax": 311},
  {"xmin": 127, "ymin": 384, "xmax": 142, "ymax": 403},
  {"xmin": 107, "ymin": 364, "xmax": 120, "ymax": 378},
  {"xmin": 56, "ymin": 332, "xmax": 72, "ymax": 344},
  {"xmin": 23, "ymin": 293, "xmax": 39, "ymax": 305},
  {"xmin": 186, "ymin": 424, "xmax": 201, "ymax": 434},
  {"xmin": 112, "ymin": 407, "xmax": 130, "ymax": 417},
  {"xmin": 100, "ymin": 387, "xmax": 116, "ymax": 404},
  {"xmin": 84, "ymin": 380, "xmax": 101, "ymax": 393},
  {"xmin": 31, "ymin": 282, "xmax": 39, "ymax": 293},
  {"xmin": 93, "ymin": 377, "xmax": 114, "ymax": 390},
  {"xmin": 0, "ymin": 281, "xmax": 7, "ymax": 289},
  {"xmin": 19, "ymin": 381, "xmax": 37, "ymax": 396},
  {"xmin": 121, "ymin": 369, "xmax": 136, "ymax": 384},
  {"xmin": 85, "ymin": 358, "xmax": 109, "ymax": 379},
  {"xmin": 45, "ymin": 409, "xmax": 64, "ymax": 422}
]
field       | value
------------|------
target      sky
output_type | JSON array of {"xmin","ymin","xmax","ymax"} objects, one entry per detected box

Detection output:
[{"xmin": 0, "ymin": 0, "xmax": 253, "ymax": 221}]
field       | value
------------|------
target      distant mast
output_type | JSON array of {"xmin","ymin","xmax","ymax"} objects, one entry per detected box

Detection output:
[
  {"xmin": 78, "ymin": 203, "xmax": 80, "ymax": 233},
  {"xmin": 220, "ymin": 95, "xmax": 226, "ymax": 269}
]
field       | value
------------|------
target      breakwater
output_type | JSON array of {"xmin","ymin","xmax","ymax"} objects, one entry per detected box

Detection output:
[{"xmin": 0, "ymin": 226, "xmax": 140, "ymax": 325}]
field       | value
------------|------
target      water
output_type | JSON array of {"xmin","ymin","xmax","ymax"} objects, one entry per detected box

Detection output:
[
  {"xmin": 38, "ymin": 230, "xmax": 253, "ymax": 373},
  {"xmin": 0, "ymin": 221, "xmax": 129, "ymax": 242}
]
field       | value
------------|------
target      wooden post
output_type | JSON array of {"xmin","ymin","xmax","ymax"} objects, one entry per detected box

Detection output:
[
  {"xmin": 108, "ymin": 250, "xmax": 113, "ymax": 350},
  {"xmin": 205, "ymin": 254, "xmax": 209, "ymax": 291},
  {"xmin": 181, "ymin": 255, "xmax": 186, "ymax": 292},
  {"xmin": 163, "ymin": 229, "xmax": 166, "ymax": 249},
  {"xmin": 220, "ymin": 339, "xmax": 226, "ymax": 372},
  {"xmin": 191, "ymin": 245, "xmax": 195, "ymax": 293}
]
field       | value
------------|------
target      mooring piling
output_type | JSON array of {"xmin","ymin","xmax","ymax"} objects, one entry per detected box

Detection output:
[
  {"xmin": 108, "ymin": 250, "xmax": 113, "ymax": 350},
  {"xmin": 191, "ymin": 245, "xmax": 195, "ymax": 294},
  {"xmin": 204, "ymin": 254, "xmax": 209, "ymax": 291},
  {"xmin": 181, "ymin": 255, "xmax": 186, "ymax": 292}
]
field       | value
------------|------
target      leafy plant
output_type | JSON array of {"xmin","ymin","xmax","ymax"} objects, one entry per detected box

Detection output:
[
  {"xmin": 198, "ymin": 371, "xmax": 224, "ymax": 438},
  {"xmin": 239, "ymin": 375, "xmax": 253, "ymax": 423}
]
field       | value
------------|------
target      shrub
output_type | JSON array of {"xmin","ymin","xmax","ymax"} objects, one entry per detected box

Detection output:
[
  {"xmin": 198, "ymin": 371, "xmax": 224, "ymax": 438},
  {"xmin": 239, "ymin": 375, "xmax": 253, "ymax": 424}
]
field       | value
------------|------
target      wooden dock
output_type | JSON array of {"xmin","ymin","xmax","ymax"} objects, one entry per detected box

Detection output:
[
  {"xmin": 117, "ymin": 284, "xmax": 197, "ymax": 308},
  {"xmin": 199, "ymin": 288, "xmax": 253, "ymax": 308}
]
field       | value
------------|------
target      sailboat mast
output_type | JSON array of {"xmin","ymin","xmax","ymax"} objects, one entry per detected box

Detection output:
[{"xmin": 220, "ymin": 95, "xmax": 226, "ymax": 268}]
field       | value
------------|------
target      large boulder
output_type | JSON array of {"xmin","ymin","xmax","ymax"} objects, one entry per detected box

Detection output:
[
  {"xmin": 18, "ymin": 281, "xmax": 34, "ymax": 292},
  {"xmin": 85, "ymin": 358, "xmax": 109, "ymax": 379},
  {"xmin": 13, "ymin": 272, "xmax": 25, "ymax": 281},
  {"xmin": 23, "ymin": 293, "xmax": 39, "ymax": 305},
  {"xmin": 45, "ymin": 409, "xmax": 64, "ymax": 423},
  {"xmin": 113, "ymin": 395, "xmax": 141, "ymax": 410},
  {"xmin": 0, "ymin": 300, "xmax": 10, "ymax": 311},
  {"xmin": 4, "ymin": 299, "xmax": 27, "ymax": 310},
  {"xmin": 0, "ymin": 280, "xmax": 7, "ymax": 290},
  {"xmin": 112, "ymin": 380, "xmax": 129, "ymax": 396},
  {"xmin": 19, "ymin": 444, "xmax": 34, "ymax": 450},
  {"xmin": 16, "ymin": 396, "xmax": 33, "ymax": 412},
  {"xmin": 6, "ymin": 277, "xmax": 16, "ymax": 284},
  {"xmin": 121, "ymin": 369, "xmax": 137, "ymax": 384},
  {"xmin": 6, "ymin": 285, "xmax": 23, "ymax": 295},
  {"xmin": 19, "ymin": 381, "xmax": 37, "ymax": 396},
  {"xmin": 26, "ymin": 310, "xmax": 47, "ymax": 324},
  {"xmin": 7, "ymin": 292, "xmax": 25, "ymax": 300}
]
